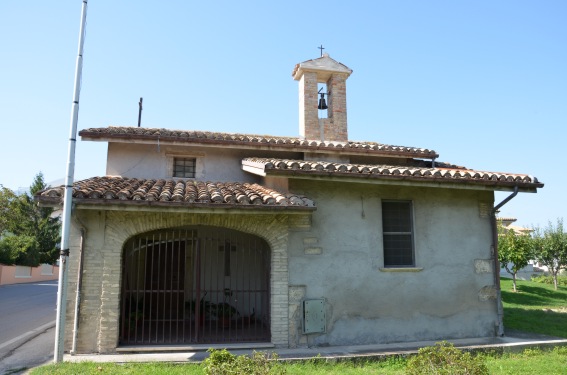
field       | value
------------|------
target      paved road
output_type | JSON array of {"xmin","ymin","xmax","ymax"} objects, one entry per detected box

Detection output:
[{"xmin": 0, "ymin": 281, "xmax": 57, "ymax": 374}]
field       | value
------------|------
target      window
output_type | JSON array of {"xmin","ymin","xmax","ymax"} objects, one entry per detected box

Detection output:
[
  {"xmin": 40, "ymin": 264, "xmax": 54, "ymax": 275},
  {"xmin": 382, "ymin": 200, "xmax": 414, "ymax": 267},
  {"xmin": 173, "ymin": 157, "xmax": 196, "ymax": 178},
  {"xmin": 15, "ymin": 265, "xmax": 32, "ymax": 278}
]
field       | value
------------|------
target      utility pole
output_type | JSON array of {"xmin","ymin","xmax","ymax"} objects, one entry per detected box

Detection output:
[{"xmin": 54, "ymin": 0, "xmax": 88, "ymax": 363}]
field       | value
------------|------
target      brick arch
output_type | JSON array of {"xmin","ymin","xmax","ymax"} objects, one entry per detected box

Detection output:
[
  {"xmin": 96, "ymin": 210, "xmax": 291, "ymax": 351},
  {"xmin": 105, "ymin": 211, "xmax": 289, "ymax": 252}
]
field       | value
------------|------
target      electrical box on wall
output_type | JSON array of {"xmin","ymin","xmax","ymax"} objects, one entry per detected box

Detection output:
[{"xmin": 302, "ymin": 299, "xmax": 326, "ymax": 334}]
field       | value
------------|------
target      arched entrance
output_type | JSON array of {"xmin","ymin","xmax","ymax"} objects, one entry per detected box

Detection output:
[{"xmin": 119, "ymin": 226, "xmax": 271, "ymax": 345}]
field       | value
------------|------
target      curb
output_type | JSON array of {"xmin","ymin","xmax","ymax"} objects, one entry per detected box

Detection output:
[{"xmin": 0, "ymin": 321, "xmax": 56, "ymax": 354}]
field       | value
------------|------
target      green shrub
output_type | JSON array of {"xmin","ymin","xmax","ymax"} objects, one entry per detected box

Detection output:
[
  {"xmin": 521, "ymin": 347, "xmax": 543, "ymax": 357},
  {"xmin": 531, "ymin": 275, "xmax": 567, "ymax": 286},
  {"xmin": 202, "ymin": 348, "xmax": 286, "ymax": 375},
  {"xmin": 552, "ymin": 345, "xmax": 567, "ymax": 356},
  {"xmin": 406, "ymin": 341, "xmax": 488, "ymax": 375}
]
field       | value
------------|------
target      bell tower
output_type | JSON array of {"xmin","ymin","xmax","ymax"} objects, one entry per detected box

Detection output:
[{"xmin": 292, "ymin": 53, "xmax": 353, "ymax": 142}]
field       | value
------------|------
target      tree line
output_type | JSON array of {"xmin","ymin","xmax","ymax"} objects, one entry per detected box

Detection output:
[
  {"xmin": 499, "ymin": 219, "xmax": 567, "ymax": 291},
  {"xmin": 0, "ymin": 173, "xmax": 60, "ymax": 266}
]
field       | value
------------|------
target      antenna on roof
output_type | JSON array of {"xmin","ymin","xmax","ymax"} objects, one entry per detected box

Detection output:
[{"xmin": 138, "ymin": 97, "xmax": 143, "ymax": 127}]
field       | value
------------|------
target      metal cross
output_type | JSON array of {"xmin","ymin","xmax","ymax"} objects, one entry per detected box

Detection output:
[{"xmin": 318, "ymin": 44, "xmax": 325, "ymax": 57}]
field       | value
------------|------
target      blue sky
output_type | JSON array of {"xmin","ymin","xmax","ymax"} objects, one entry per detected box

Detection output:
[{"xmin": 0, "ymin": 1, "xmax": 565, "ymax": 229}]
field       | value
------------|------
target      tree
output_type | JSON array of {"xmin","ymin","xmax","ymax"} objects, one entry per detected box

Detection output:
[
  {"xmin": 0, "ymin": 173, "xmax": 60, "ymax": 266},
  {"xmin": 0, "ymin": 185, "xmax": 17, "ymax": 234},
  {"xmin": 0, "ymin": 234, "xmax": 40, "ymax": 267},
  {"xmin": 533, "ymin": 219, "xmax": 567, "ymax": 291},
  {"xmin": 498, "ymin": 224, "xmax": 533, "ymax": 292}
]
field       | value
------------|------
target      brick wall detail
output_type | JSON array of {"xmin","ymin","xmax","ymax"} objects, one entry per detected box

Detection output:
[
  {"xmin": 65, "ymin": 210, "xmax": 311, "ymax": 353},
  {"xmin": 299, "ymin": 71, "xmax": 319, "ymax": 140},
  {"xmin": 298, "ymin": 71, "xmax": 349, "ymax": 143}
]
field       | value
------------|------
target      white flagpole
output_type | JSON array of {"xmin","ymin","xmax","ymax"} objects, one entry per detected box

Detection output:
[{"xmin": 54, "ymin": 0, "xmax": 88, "ymax": 363}]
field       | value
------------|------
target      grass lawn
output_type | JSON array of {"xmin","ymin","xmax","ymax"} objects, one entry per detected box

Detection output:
[
  {"xmin": 29, "ymin": 359, "xmax": 408, "ymax": 375},
  {"xmin": 29, "ymin": 348, "xmax": 567, "ymax": 375},
  {"xmin": 484, "ymin": 347, "xmax": 567, "ymax": 375},
  {"xmin": 500, "ymin": 277, "xmax": 567, "ymax": 338},
  {"xmin": 30, "ymin": 278, "xmax": 567, "ymax": 374}
]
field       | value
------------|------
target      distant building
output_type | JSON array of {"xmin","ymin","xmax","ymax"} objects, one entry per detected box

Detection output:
[{"xmin": 497, "ymin": 217, "xmax": 532, "ymax": 235}]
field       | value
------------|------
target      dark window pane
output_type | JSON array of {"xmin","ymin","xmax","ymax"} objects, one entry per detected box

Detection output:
[
  {"xmin": 382, "ymin": 201, "xmax": 412, "ymax": 232},
  {"xmin": 382, "ymin": 201, "xmax": 414, "ymax": 267},
  {"xmin": 173, "ymin": 158, "xmax": 196, "ymax": 178},
  {"xmin": 383, "ymin": 234, "xmax": 413, "ymax": 266}
]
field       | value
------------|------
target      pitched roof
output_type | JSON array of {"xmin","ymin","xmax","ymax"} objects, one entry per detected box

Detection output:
[
  {"xmin": 241, "ymin": 158, "xmax": 543, "ymax": 191},
  {"xmin": 37, "ymin": 177, "xmax": 315, "ymax": 210},
  {"xmin": 79, "ymin": 126, "xmax": 439, "ymax": 159},
  {"xmin": 292, "ymin": 53, "xmax": 353, "ymax": 81}
]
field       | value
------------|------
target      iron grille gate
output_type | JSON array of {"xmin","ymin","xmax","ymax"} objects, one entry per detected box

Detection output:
[{"xmin": 120, "ymin": 227, "xmax": 271, "ymax": 345}]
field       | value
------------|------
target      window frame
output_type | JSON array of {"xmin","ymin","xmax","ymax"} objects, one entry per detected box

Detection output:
[
  {"xmin": 166, "ymin": 152, "xmax": 205, "ymax": 179},
  {"xmin": 172, "ymin": 157, "xmax": 197, "ymax": 178},
  {"xmin": 381, "ymin": 200, "xmax": 416, "ymax": 268}
]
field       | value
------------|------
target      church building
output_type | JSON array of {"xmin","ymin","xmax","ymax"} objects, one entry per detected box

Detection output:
[{"xmin": 38, "ymin": 53, "xmax": 542, "ymax": 354}]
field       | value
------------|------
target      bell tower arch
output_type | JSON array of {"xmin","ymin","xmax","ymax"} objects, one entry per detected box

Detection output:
[{"xmin": 292, "ymin": 53, "xmax": 353, "ymax": 142}]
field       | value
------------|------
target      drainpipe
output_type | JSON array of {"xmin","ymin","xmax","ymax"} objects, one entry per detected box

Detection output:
[
  {"xmin": 70, "ymin": 228, "xmax": 86, "ymax": 355},
  {"xmin": 491, "ymin": 185, "xmax": 518, "ymax": 337}
]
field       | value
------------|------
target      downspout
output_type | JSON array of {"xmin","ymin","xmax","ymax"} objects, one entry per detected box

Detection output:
[
  {"xmin": 491, "ymin": 185, "xmax": 518, "ymax": 337},
  {"xmin": 70, "ymin": 228, "xmax": 86, "ymax": 355}
]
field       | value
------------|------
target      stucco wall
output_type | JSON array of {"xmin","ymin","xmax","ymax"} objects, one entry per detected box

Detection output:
[
  {"xmin": 286, "ymin": 180, "xmax": 497, "ymax": 347},
  {"xmin": 106, "ymin": 143, "xmax": 302, "ymax": 182}
]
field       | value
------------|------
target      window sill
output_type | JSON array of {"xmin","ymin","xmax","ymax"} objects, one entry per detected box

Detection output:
[{"xmin": 379, "ymin": 267, "xmax": 423, "ymax": 273}]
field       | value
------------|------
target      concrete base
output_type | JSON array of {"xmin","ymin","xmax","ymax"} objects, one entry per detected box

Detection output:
[{"xmin": 64, "ymin": 333, "xmax": 567, "ymax": 364}]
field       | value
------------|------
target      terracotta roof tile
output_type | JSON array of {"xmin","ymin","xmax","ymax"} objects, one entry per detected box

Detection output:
[
  {"xmin": 79, "ymin": 126, "xmax": 439, "ymax": 159},
  {"xmin": 242, "ymin": 158, "xmax": 543, "ymax": 190},
  {"xmin": 37, "ymin": 177, "xmax": 315, "ymax": 210},
  {"xmin": 496, "ymin": 217, "xmax": 517, "ymax": 222}
]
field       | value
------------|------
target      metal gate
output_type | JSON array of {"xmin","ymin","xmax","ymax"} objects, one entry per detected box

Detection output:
[{"xmin": 120, "ymin": 227, "xmax": 271, "ymax": 345}]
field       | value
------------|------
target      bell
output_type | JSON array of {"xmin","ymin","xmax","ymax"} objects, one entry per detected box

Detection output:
[{"xmin": 318, "ymin": 93, "xmax": 328, "ymax": 110}]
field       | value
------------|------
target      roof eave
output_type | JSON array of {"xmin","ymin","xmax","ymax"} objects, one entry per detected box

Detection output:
[
  {"xmin": 80, "ymin": 132, "xmax": 439, "ymax": 159},
  {"xmin": 36, "ymin": 197, "xmax": 317, "ymax": 213},
  {"xmin": 259, "ymin": 169, "xmax": 543, "ymax": 193}
]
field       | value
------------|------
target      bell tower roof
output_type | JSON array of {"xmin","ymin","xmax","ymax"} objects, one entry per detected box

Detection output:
[{"xmin": 292, "ymin": 53, "xmax": 353, "ymax": 82}]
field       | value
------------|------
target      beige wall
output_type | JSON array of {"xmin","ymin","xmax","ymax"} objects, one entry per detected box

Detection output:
[
  {"xmin": 286, "ymin": 180, "xmax": 498, "ymax": 347},
  {"xmin": 65, "ymin": 208, "xmax": 310, "ymax": 353},
  {"xmin": 106, "ymin": 142, "xmax": 302, "ymax": 182},
  {"xmin": 0, "ymin": 264, "xmax": 59, "ymax": 286}
]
